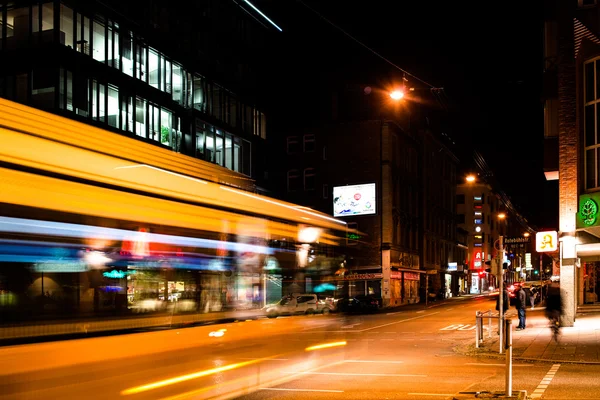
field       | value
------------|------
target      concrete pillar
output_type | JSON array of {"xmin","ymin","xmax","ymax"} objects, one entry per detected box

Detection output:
[
  {"xmin": 556, "ymin": 0, "xmax": 577, "ymax": 327},
  {"xmin": 382, "ymin": 249, "xmax": 391, "ymax": 307}
]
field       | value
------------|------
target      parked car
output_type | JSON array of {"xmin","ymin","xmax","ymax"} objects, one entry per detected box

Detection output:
[
  {"xmin": 317, "ymin": 295, "xmax": 342, "ymax": 314},
  {"xmin": 263, "ymin": 293, "xmax": 319, "ymax": 318},
  {"xmin": 337, "ymin": 295, "xmax": 380, "ymax": 314}
]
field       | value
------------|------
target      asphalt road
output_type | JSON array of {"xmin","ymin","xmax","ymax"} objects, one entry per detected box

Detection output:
[{"xmin": 1, "ymin": 295, "xmax": 599, "ymax": 399}]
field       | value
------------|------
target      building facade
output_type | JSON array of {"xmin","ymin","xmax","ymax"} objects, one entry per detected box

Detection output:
[
  {"xmin": 0, "ymin": 0, "xmax": 271, "ymax": 191},
  {"xmin": 271, "ymin": 84, "xmax": 460, "ymax": 307},
  {"xmin": 543, "ymin": 0, "xmax": 600, "ymax": 325},
  {"xmin": 456, "ymin": 182, "xmax": 507, "ymax": 293}
]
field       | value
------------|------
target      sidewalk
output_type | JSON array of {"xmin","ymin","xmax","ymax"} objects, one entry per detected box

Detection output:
[{"xmin": 457, "ymin": 304, "xmax": 600, "ymax": 364}]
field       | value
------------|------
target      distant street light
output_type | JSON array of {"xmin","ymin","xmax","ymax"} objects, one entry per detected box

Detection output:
[
  {"xmin": 523, "ymin": 232, "xmax": 530, "ymax": 237},
  {"xmin": 466, "ymin": 175, "xmax": 476, "ymax": 183},
  {"xmin": 498, "ymin": 213, "xmax": 506, "ymax": 220},
  {"xmin": 389, "ymin": 90, "xmax": 405, "ymax": 100}
]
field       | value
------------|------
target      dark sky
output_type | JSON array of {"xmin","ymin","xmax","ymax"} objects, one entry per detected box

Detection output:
[{"xmin": 260, "ymin": 0, "xmax": 558, "ymax": 229}]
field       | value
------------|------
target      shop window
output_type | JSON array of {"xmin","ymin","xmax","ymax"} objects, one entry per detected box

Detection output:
[
  {"xmin": 304, "ymin": 168, "xmax": 316, "ymax": 191},
  {"xmin": 303, "ymin": 134, "xmax": 315, "ymax": 152},
  {"xmin": 91, "ymin": 80, "xmax": 106, "ymax": 123},
  {"xmin": 59, "ymin": 4, "xmax": 74, "ymax": 48},
  {"xmin": 172, "ymin": 64, "xmax": 183, "ymax": 103},
  {"xmin": 162, "ymin": 58, "xmax": 171, "ymax": 93},
  {"xmin": 287, "ymin": 170, "xmax": 300, "ymax": 192}
]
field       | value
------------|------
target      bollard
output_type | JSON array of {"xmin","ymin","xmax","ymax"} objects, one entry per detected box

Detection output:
[
  {"xmin": 505, "ymin": 318, "xmax": 513, "ymax": 397},
  {"xmin": 475, "ymin": 311, "xmax": 480, "ymax": 348}
]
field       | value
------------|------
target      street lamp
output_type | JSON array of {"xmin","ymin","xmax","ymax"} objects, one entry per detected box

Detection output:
[
  {"xmin": 523, "ymin": 232, "xmax": 530, "ymax": 238},
  {"xmin": 466, "ymin": 174, "xmax": 476, "ymax": 183},
  {"xmin": 498, "ymin": 212, "xmax": 506, "ymax": 220},
  {"xmin": 389, "ymin": 90, "xmax": 405, "ymax": 100}
]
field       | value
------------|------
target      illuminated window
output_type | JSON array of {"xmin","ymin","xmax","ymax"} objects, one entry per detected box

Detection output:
[{"xmin": 584, "ymin": 57, "xmax": 600, "ymax": 190}]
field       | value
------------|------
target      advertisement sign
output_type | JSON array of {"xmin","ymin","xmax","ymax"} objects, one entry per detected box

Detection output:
[
  {"xmin": 472, "ymin": 250, "xmax": 482, "ymax": 268},
  {"xmin": 447, "ymin": 262, "xmax": 458, "ymax": 271},
  {"xmin": 536, "ymin": 231, "xmax": 558, "ymax": 252},
  {"xmin": 333, "ymin": 183, "xmax": 376, "ymax": 217}
]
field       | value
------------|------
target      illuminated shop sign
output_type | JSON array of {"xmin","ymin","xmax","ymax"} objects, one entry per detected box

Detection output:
[
  {"xmin": 447, "ymin": 262, "xmax": 458, "ymax": 271},
  {"xmin": 577, "ymin": 193, "xmax": 600, "ymax": 228},
  {"xmin": 33, "ymin": 262, "xmax": 87, "ymax": 273},
  {"xmin": 333, "ymin": 183, "xmax": 376, "ymax": 217},
  {"xmin": 536, "ymin": 231, "xmax": 558, "ymax": 253},
  {"xmin": 103, "ymin": 270, "xmax": 137, "ymax": 279}
]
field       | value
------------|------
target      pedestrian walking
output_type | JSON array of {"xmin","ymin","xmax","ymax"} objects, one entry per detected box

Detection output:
[
  {"xmin": 514, "ymin": 284, "xmax": 527, "ymax": 330},
  {"xmin": 529, "ymin": 286, "xmax": 538, "ymax": 309}
]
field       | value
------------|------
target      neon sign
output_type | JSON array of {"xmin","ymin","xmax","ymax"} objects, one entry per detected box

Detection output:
[{"xmin": 103, "ymin": 270, "xmax": 136, "ymax": 279}]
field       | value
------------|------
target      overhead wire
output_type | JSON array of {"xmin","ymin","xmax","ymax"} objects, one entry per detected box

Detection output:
[{"xmin": 294, "ymin": 0, "xmax": 440, "ymax": 90}]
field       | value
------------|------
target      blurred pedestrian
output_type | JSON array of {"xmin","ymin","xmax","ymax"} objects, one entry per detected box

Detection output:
[
  {"xmin": 529, "ymin": 286, "xmax": 538, "ymax": 309},
  {"xmin": 496, "ymin": 284, "xmax": 509, "ymax": 313},
  {"xmin": 514, "ymin": 285, "xmax": 527, "ymax": 330}
]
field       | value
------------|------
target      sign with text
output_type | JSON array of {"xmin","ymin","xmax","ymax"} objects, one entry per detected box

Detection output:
[
  {"xmin": 536, "ymin": 231, "xmax": 558, "ymax": 252},
  {"xmin": 333, "ymin": 183, "xmax": 376, "ymax": 217},
  {"xmin": 342, "ymin": 273, "xmax": 383, "ymax": 281},
  {"xmin": 504, "ymin": 237, "xmax": 530, "ymax": 245},
  {"xmin": 447, "ymin": 262, "xmax": 458, "ymax": 271},
  {"xmin": 472, "ymin": 250, "xmax": 482, "ymax": 268}
]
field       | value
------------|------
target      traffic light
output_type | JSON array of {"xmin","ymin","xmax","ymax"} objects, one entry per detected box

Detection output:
[{"xmin": 484, "ymin": 260, "xmax": 492, "ymax": 273}]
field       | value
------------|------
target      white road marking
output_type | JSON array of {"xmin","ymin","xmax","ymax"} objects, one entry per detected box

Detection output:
[
  {"xmin": 260, "ymin": 388, "xmax": 344, "ymax": 393},
  {"xmin": 408, "ymin": 394, "xmax": 455, "ymax": 397},
  {"xmin": 297, "ymin": 372, "xmax": 427, "ymax": 377},
  {"xmin": 465, "ymin": 363, "xmax": 529, "ymax": 367},
  {"xmin": 457, "ymin": 325, "xmax": 476, "ymax": 331},
  {"xmin": 344, "ymin": 360, "xmax": 404, "ymax": 364},
  {"xmin": 531, "ymin": 364, "xmax": 560, "ymax": 399}
]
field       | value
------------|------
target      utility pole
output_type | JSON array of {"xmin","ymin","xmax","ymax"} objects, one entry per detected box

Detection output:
[{"xmin": 498, "ymin": 235, "xmax": 505, "ymax": 354}]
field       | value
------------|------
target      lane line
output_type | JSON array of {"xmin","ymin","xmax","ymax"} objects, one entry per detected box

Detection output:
[
  {"xmin": 260, "ymin": 388, "xmax": 343, "ymax": 393},
  {"xmin": 359, "ymin": 312, "xmax": 441, "ymax": 332},
  {"xmin": 531, "ymin": 364, "xmax": 560, "ymax": 399},
  {"xmin": 295, "ymin": 372, "xmax": 427, "ymax": 377},
  {"xmin": 344, "ymin": 360, "xmax": 404, "ymax": 364},
  {"xmin": 465, "ymin": 363, "xmax": 529, "ymax": 367}
]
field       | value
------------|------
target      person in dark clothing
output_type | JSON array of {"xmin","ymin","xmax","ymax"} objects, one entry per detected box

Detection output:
[
  {"xmin": 496, "ymin": 285, "xmax": 509, "ymax": 313},
  {"xmin": 545, "ymin": 283, "xmax": 563, "ymax": 322},
  {"xmin": 514, "ymin": 285, "xmax": 527, "ymax": 330}
]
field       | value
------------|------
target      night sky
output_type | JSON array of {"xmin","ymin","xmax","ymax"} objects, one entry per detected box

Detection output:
[{"xmin": 261, "ymin": 0, "xmax": 557, "ymax": 229}]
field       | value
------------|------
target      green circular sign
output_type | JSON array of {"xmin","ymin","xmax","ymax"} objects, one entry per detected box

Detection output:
[{"xmin": 581, "ymin": 198, "xmax": 598, "ymax": 226}]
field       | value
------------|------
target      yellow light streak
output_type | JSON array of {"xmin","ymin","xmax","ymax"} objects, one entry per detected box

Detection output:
[
  {"xmin": 305, "ymin": 341, "xmax": 347, "ymax": 351},
  {"xmin": 121, "ymin": 359, "xmax": 261, "ymax": 395}
]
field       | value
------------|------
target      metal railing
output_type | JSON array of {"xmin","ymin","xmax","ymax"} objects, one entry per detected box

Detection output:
[{"xmin": 475, "ymin": 310, "xmax": 498, "ymax": 348}]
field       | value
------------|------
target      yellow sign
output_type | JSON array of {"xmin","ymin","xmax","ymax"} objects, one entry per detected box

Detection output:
[{"xmin": 536, "ymin": 231, "xmax": 558, "ymax": 252}]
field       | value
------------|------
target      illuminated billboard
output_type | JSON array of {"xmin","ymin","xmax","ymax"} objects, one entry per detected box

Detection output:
[{"xmin": 333, "ymin": 183, "xmax": 376, "ymax": 217}]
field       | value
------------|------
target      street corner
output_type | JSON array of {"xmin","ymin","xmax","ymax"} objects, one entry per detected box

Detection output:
[{"xmin": 453, "ymin": 336, "xmax": 505, "ymax": 359}]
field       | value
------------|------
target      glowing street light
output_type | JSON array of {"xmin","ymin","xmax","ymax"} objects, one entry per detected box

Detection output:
[
  {"xmin": 498, "ymin": 212, "xmax": 506, "ymax": 220},
  {"xmin": 389, "ymin": 90, "xmax": 405, "ymax": 100},
  {"xmin": 466, "ymin": 174, "xmax": 476, "ymax": 183},
  {"xmin": 523, "ymin": 232, "xmax": 530, "ymax": 238}
]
